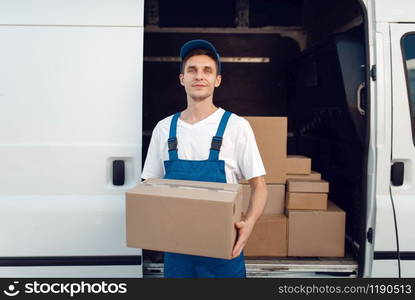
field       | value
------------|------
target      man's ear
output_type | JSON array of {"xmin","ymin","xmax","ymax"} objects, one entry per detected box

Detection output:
[
  {"xmin": 214, "ymin": 74, "xmax": 222, "ymax": 87},
  {"xmin": 179, "ymin": 73, "xmax": 184, "ymax": 86}
]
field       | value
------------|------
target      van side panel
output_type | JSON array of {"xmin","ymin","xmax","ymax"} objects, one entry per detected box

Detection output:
[
  {"xmin": 0, "ymin": 0, "xmax": 144, "ymax": 277},
  {"xmin": 389, "ymin": 23, "xmax": 415, "ymax": 277},
  {"xmin": 0, "ymin": 0, "xmax": 143, "ymax": 26},
  {"xmin": 370, "ymin": 23, "xmax": 399, "ymax": 277},
  {"xmin": 374, "ymin": 0, "xmax": 415, "ymax": 23}
]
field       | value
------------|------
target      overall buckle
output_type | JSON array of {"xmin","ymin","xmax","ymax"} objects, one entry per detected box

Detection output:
[
  {"xmin": 210, "ymin": 136, "xmax": 223, "ymax": 151},
  {"xmin": 168, "ymin": 137, "xmax": 178, "ymax": 151}
]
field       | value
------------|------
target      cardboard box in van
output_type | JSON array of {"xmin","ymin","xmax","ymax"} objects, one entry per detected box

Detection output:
[
  {"xmin": 286, "ymin": 179, "xmax": 329, "ymax": 193},
  {"xmin": 125, "ymin": 178, "xmax": 242, "ymax": 259},
  {"xmin": 285, "ymin": 192, "xmax": 328, "ymax": 210},
  {"xmin": 287, "ymin": 201, "xmax": 345, "ymax": 257},
  {"xmin": 286, "ymin": 155, "xmax": 312, "ymax": 175},
  {"xmin": 242, "ymin": 184, "xmax": 285, "ymax": 215},
  {"xmin": 286, "ymin": 171, "xmax": 322, "ymax": 181},
  {"xmin": 242, "ymin": 117, "xmax": 287, "ymax": 184},
  {"xmin": 244, "ymin": 214, "xmax": 287, "ymax": 257}
]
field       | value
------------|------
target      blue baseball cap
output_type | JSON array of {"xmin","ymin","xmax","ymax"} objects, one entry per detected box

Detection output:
[{"xmin": 180, "ymin": 39, "xmax": 222, "ymax": 74}]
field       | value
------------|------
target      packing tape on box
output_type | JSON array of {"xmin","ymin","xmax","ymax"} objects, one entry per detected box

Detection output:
[{"xmin": 143, "ymin": 181, "xmax": 236, "ymax": 193}]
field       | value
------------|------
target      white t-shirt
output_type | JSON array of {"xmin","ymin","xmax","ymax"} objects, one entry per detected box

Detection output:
[{"xmin": 141, "ymin": 108, "xmax": 266, "ymax": 184}]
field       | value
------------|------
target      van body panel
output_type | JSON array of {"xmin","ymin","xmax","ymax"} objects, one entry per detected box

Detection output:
[
  {"xmin": 0, "ymin": 195, "xmax": 137, "ymax": 256},
  {"xmin": 0, "ymin": 0, "xmax": 144, "ymax": 26},
  {"xmin": 371, "ymin": 260, "xmax": 399, "ymax": 277},
  {"xmin": 362, "ymin": 0, "xmax": 376, "ymax": 278},
  {"xmin": 366, "ymin": 20, "xmax": 398, "ymax": 276},
  {"xmin": 371, "ymin": 23, "xmax": 396, "ymax": 251},
  {"xmin": 402, "ymin": 261, "xmax": 415, "ymax": 277},
  {"xmin": 0, "ymin": 1, "xmax": 144, "ymax": 277},
  {"xmin": 373, "ymin": 0, "xmax": 415, "ymax": 23},
  {"xmin": 4, "ymin": 0, "xmax": 415, "ymax": 278},
  {"xmin": 390, "ymin": 23, "xmax": 415, "ymax": 253}
]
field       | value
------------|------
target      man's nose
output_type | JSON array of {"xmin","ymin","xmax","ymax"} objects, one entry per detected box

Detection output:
[{"xmin": 195, "ymin": 70, "xmax": 204, "ymax": 79}]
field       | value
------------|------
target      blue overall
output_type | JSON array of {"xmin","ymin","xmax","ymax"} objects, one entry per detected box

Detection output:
[{"xmin": 163, "ymin": 110, "xmax": 246, "ymax": 278}]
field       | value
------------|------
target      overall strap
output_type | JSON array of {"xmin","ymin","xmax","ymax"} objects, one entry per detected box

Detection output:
[
  {"xmin": 167, "ymin": 112, "xmax": 181, "ymax": 160},
  {"xmin": 208, "ymin": 110, "xmax": 232, "ymax": 161}
]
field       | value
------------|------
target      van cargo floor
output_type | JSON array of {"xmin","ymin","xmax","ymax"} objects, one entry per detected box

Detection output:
[{"xmin": 143, "ymin": 255, "xmax": 358, "ymax": 278}]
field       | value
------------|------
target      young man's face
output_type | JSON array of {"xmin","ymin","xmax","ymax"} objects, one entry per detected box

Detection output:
[{"xmin": 179, "ymin": 54, "xmax": 222, "ymax": 102}]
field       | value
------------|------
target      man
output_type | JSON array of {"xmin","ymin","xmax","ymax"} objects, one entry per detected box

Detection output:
[{"xmin": 141, "ymin": 39, "xmax": 268, "ymax": 278}]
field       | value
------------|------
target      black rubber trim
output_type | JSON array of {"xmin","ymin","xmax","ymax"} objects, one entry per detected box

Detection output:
[
  {"xmin": 0, "ymin": 256, "xmax": 142, "ymax": 267},
  {"xmin": 374, "ymin": 252, "xmax": 415, "ymax": 260}
]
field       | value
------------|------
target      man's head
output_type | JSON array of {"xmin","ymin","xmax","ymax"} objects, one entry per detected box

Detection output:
[
  {"xmin": 179, "ymin": 40, "xmax": 222, "ymax": 101},
  {"xmin": 180, "ymin": 39, "xmax": 221, "ymax": 75}
]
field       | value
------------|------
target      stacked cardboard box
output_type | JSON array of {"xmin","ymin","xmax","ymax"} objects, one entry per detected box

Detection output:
[
  {"xmin": 286, "ymin": 155, "xmax": 311, "ymax": 175},
  {"xmin": 242, "ymin": 184, "xmax": 285, "ymax": 216},
  {"xmin": 286, "ymin": 171, "xmax": 321, "ymax": 180},
  {"xmin": 241, "ymin": 116, "xmax": 346, "ymax": 258},
  {"xmin": 242, "ymin": 184, "xmax": 288, "ymax": 257},
  {"xmin": 284, "ymin": 178, "xmax": 345, "ymax": 257},
  {"xmin": 241, "ymin": 117, "xmax": 288, "ymax": 257},
  {"xmin": 285, "ymin": 155, "xmax": 321, "ymax": 181},
  {"xmin": 241, "ymin": 117, "xmax": 287, "ymax": 184},
  {"xmin": 287, "ymin": 200, "xmax": 345, "ymax": 257},
  {"xmin": 243, "ymin": 214, "xmax": 287, "ymax": 257},
  {"xmin": 285, "ymin": 179, "xmax": 329, "ymax": 210}
]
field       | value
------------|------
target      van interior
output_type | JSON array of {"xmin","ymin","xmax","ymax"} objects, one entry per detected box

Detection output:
[{"xmin": 141, "ymin": 0, "xmax": 368, "ymax": 277}]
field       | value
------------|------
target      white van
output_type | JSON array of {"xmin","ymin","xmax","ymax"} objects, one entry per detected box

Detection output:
[{"xmin": 0, "ymin": 0, "xmax": 414, "ymax": 278}]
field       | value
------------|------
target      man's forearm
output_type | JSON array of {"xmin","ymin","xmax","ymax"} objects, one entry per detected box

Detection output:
[{"xmin": 244, "ymin": 175, "xmax": 268, "ymax": 223}]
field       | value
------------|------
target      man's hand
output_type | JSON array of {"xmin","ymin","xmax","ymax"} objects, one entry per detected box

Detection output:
[
  {"xmin": 232, "ymin": 217, "xmax": 255, "ymax": 258},
  {"xmin": 231, "ymin": 175, "xmax": 267, "ymax": 259}
]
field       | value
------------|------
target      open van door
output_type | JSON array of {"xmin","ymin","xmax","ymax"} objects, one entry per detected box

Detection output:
[{"xmin": 389, "ymin": 23, "xmax": 415, "ymax": 277}]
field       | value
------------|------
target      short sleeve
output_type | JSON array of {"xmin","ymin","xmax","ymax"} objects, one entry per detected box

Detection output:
[
  {"xmin": 236, "ymin": 119, "xmax": 266, "ymax": 180},
  {"xmin": 141, "ymin": 123, "xmax": 165, "ymax": 180}
]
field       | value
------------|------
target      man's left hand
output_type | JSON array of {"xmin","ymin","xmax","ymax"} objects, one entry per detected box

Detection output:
[{"xmin": 232, "ymin": 218, "xmax": 254, "ymax": 258}]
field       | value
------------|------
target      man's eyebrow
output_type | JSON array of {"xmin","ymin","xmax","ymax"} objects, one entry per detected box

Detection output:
[
  {"xmin": 187, "ymin": 64, "xmax": 213, "ymax": 68},
  {"xmin": 186, "ymin": 65, "xmax": 215, "ymax": 72}
]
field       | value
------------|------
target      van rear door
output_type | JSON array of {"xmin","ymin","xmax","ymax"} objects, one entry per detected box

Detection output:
[{"xmin": 389, "ymin": 23, "xmax": 415, "ymax": 277}]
